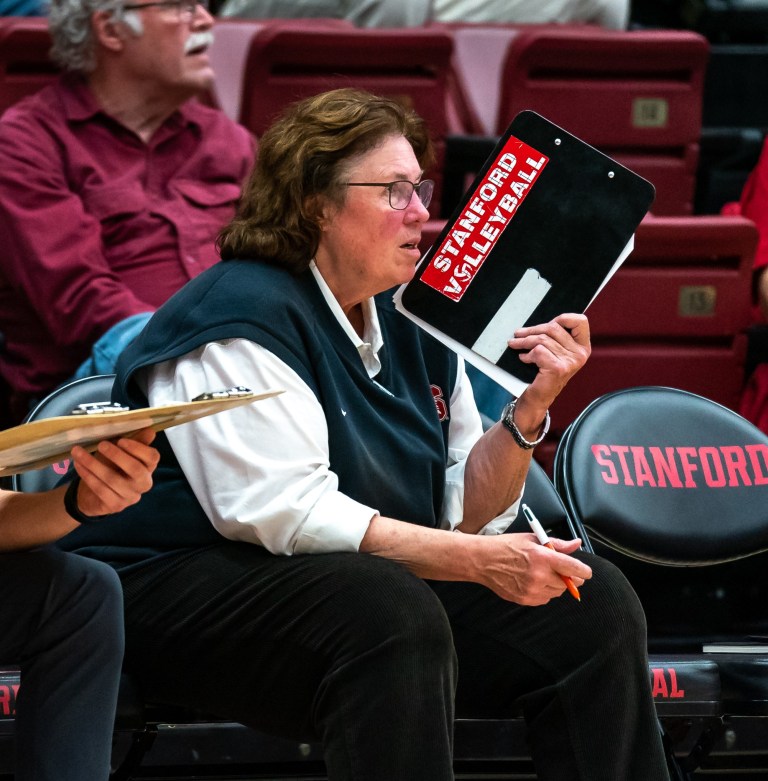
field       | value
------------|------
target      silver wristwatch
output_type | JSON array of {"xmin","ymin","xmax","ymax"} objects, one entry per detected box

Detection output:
[{"xmin": 500, "ymin": 398, "xmax": 550, "ymax": 450}]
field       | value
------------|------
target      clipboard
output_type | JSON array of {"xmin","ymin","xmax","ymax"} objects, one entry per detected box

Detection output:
[
  {"xmin": 395, "ymin": 110, "xmax": 656, "ymax": 396},
  {"xmin": 0, "ymin": 388, "xmax": 284, "ymax": 477}
]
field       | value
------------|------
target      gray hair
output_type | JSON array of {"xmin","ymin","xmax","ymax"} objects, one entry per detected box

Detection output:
[{"xmin": 49, "ymin": 0, "xmax": 143, "ymax": 74}]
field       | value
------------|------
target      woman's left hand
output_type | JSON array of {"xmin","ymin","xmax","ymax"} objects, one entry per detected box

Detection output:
[{"xmin": 508, "ymin": 312, "xmax": 591, "ymax": 410}]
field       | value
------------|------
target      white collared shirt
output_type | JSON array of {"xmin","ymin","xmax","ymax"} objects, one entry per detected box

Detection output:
[{"xmin": 143, "ymin": 262, "xmax": 520, "ymax": 555}]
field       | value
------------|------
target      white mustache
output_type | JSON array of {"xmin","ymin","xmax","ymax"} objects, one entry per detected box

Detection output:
[{"xmin": 184, "ymin": 31, "xmax": 215, "ymax": 54}]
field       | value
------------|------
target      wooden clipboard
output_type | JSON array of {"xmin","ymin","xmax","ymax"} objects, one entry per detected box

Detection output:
[{"xmin": 0, "ymin": 388, "xmax": 284, "ymax": 477}]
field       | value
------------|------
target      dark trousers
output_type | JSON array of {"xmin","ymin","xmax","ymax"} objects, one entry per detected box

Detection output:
[
  {"xmin": 119, "ymin": 542, "xmax": 670, "ymax": 781},
  {"xmin": 0, "ymin": 547, "xmax": 124, "ymax": 781}
]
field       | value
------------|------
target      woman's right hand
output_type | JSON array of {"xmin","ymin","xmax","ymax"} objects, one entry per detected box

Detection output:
[{"xmin": 467, "ymin": 532, "xmax": 591, "ymax": 605}]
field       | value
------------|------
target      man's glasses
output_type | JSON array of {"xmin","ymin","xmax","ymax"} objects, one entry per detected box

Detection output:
[
  {"xmin": 345, "ymin": 179, "xmax": 434, "ymax": 211},
  {"xmin": 122, "ymin": 0, "xmax": 208, "ymax": 20}
]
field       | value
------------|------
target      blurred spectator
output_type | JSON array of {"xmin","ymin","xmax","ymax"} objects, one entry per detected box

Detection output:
[
  {"xmin": 727, "ymin": 136, "xmax": 768, "ymax": 433},
  {"xmin": 219, "ymin": 0, "xmax": 630, "ymax": 29},
  {"xmin": 0, "ymin": 0, "xmax": 254, "ymax": 422},
  {"xmin": 431, "ymin": 0, "xmax": 629, "ymax": 27}
]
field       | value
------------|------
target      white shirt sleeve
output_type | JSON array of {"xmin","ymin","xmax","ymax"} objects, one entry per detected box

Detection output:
[
  {"xmin": 146, "ymin": 339, "xmax": 376, "ymax": 555},
  {"xmin": 146, "ymin": 339, "xmax": 520, "ymax": 555},
  {"xmin": 440, "ymin": 358, "xmax": 521, "ymax": 535}
]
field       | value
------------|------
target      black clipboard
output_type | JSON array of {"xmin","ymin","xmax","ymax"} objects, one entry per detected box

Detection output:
[{"xmin": 397, "ymin": 110, "xmax": 655, "ymax": 390}]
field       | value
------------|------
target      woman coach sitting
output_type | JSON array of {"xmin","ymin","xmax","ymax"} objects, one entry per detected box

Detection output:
[{"xmin": 62, "ymin": 88, "xmax": 670, "ymax": 780}]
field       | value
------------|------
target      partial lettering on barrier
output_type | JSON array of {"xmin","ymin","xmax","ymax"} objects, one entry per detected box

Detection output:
[
  {"xmin": 650, "ymin": 668, "xmax": 685, "ymax": 699},
  {"xmin": 0, "ymin": 684, "xmax": 19, "ymax": 717}
]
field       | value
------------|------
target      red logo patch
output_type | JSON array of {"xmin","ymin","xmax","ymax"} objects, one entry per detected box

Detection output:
[{"xmin": 431, "ymin": 385, "xmax": 448, "ymax": 422}]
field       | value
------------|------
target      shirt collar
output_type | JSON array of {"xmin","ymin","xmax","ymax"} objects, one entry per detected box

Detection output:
[
  {"xmin": 309, "ymin": 261, "xmax": 383, "ymax": 378},
  {"xmin": 59, "ymin": 74, "xmax": 201, "ymax": 134}
]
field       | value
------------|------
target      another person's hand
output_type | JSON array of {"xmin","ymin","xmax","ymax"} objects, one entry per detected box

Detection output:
[
  {"xmin": 70, "ymin": 428, "xmax": 160, "ymax": 518},
  {"xmin": 472, "ymin": 532, "xmax": 592, "ymax": 606}
]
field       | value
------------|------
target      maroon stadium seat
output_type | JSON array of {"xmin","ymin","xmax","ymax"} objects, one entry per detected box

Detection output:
[
  {"xmin": 236, "ymin": 22, "xmax": 454, "ymax": 215},
  {"xmin": 495, "ymin": 27, "xmax": 709, "ymax": 216}
]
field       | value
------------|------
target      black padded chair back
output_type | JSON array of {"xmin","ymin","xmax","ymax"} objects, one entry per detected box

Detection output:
[
  {"xmin": 11, "ymin": 375, "xmax": 115, "ymax": 493},
  {"xmin": 554, "ymin": 386, "xmax": 768, "ymax": 646}
]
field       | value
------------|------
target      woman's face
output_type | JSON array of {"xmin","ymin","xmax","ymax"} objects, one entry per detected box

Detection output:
[{"xmin": 315, "ymin": 134, "xmax": 431, "ymax": 308}]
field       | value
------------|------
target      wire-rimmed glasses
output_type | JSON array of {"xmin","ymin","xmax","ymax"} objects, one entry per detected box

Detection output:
[{"xmin": 345, "ymin": 179, "xmax": 435, "ymax": 210}]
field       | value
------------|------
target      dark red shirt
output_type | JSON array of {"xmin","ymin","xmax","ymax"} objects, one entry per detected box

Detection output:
[{"xmin": 0, "ymin": 75, "xmax": 254, "ymax": 401}]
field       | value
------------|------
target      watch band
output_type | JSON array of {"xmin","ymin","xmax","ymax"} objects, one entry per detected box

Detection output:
[
  {"xmin": 63, "ymin": 476, "xmax": 108, "ymax": 525},
  {"xmin": 500, "ymin": 398, "xmax": 550, "ymax": 450}
]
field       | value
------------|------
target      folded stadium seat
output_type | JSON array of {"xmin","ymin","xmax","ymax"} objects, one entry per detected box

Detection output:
[
  {"xmin": 554, "ymin": 386, "xmax": 768, "ymax": 775},
  {"xmin": 235, "ymin": 22, "xmax": 454, "ymax": 216},
  {"xmin": 495, "ymin": 28, "xmax": 709, "ymax": 216},
  {"xmin": 533, "ymin": 213, "xmax": 758, "ymax": 473},
  {"xmin": 0, "ymin": 17, "xmax": 57, "ymax": 118}
]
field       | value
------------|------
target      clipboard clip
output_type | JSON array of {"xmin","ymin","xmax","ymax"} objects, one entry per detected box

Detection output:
[
  {"xmin": 70, "ymin": 402, "xmax": 131, "ymax": 415},
  {"xmin": 191, "ymin": 386, "xmax": 253, "ymax": 402}
]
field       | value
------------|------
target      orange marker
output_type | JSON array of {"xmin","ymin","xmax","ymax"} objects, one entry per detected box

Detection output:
[{"xmin": 521, "ymin": 503, "xmax": 581, "ymax": 601}]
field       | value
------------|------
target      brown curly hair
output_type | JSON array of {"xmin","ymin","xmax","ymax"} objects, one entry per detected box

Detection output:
[{"xmin": 217, "ymin": 88, "xmax": 435, "ymax": 273}]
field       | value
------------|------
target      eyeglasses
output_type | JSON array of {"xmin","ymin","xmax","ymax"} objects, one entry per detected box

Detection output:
[
  {"xmin": 345, "ymin": 179, "xmax": 434, "ymax": 211},
  {"xmin": 122, "ymin": 0, "xmax": 208, "ymax": 20}
]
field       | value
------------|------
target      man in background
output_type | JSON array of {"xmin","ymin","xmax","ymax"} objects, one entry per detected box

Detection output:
[{"xmin": 0, "ymin": 0, "xmax": 254, "ymax": 422}]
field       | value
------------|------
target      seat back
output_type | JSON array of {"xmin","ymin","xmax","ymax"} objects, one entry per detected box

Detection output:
[
  {"xmin": 0, "ymin": 17, "xmax": 56, "ymax": 117},
  {"xmin": 237, "ymin": 22, "xmax": 454, "ymax": 215},
  {"xmin": 554, "ymin": 386, "xmax": 768, "ymax": 646},
  {"xmin": 10, "ymin": 374, "xmax": 115, "ymax": 494},
  {"xmin": 496, "ymin": 28, "xmax": 709, "ymax": 215}
]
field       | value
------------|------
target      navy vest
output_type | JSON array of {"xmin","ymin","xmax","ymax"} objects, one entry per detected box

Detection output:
[{"xmin": 60, "ymin": 260, "xmax": 458, "ymax": 569}]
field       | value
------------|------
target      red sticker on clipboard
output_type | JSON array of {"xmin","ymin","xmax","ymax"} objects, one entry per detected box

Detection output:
[{"xmin": 419, "ymin": 137, "xmax": 548, "ymax": 302}]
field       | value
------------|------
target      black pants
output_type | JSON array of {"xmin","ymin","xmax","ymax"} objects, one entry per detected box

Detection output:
[
  {"xmin": 0, "ymin": 547, "xmax": 124, "ymax": 781},
  {"xmin": 119, "ymin": 542, "xmax": 669, "ymax": 781}
]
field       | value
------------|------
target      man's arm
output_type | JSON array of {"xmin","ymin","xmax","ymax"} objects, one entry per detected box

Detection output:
[{"xmin": 0, "ymin": 429, "xmax": 159, "ymax": 552}]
